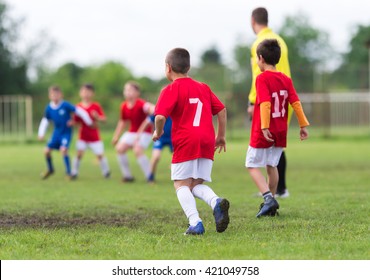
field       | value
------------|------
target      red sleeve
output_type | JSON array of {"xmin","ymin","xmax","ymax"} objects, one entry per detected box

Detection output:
[
  {"xmin": 287, "ymin": 77, "xmax": 300, "ymax": 104},
  {"xmin": 120, "ymin": 102, "xmax": 126, "ymax": 120},
  {"xmin": 256, "ymin": 75, "xmax": 271, "ymax": 105},
  {"xmin": 95, "ymin": 103, "xmax": 105, "ymax": 117},
  {"xmin": 154, "ymin": 85, "xmax": 178, "ymax": 117}
]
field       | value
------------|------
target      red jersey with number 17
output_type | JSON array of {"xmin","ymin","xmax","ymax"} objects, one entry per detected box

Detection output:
[
  {"xmin": 155, "ymin": 77, "xmax": 225, "ymax": 163},
  {"xmin": 250, "ymin": 70, "xmax": 300, "ymax": 148},
  {"xmin": 75, "ymin": 102, "xmax": 105, "ymax": 142}
]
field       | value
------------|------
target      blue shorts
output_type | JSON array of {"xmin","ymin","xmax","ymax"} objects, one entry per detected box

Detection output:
[
  {"xmin": 47, "ymin": 133, "xmax": 72, "ymax": 150},
  {"xmin": 153, "ymin": 138, "xmax": 173, "ymax": 152}
]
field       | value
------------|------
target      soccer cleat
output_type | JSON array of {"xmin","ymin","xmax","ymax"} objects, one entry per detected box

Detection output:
[
  {"xmin": 184, "ymin": 221, "xmax": 205, "ymax": 235},
  {"xmin": 275, "ymin": 189, "xmax": 290, "ymax": 198},
  {"xmin": 70, "ymin": 174, "xmax": 78, "ymax": 180},
  {"xmin": 258, "ymin": 202, "xmax": 279, "ymax": 216},
  {"xmin": 41, "ymin": 170, "xmax": 54, "ymax": 180},
  {"xmin": 104, "ymin": 172, "xmax": 111, "ymax": 179},
  {"xmin": 213, "ymin": 198, "xmax": 230, "ymax": 233},
  {"xmin": 147, "ymin": 173, "xmax": 155, "ymax": 184},
  {"xmin": 256, "ymin": 197, "xmax": 279, "ymax": 218},
  {"xmin": 122, "ymin": 177, "xmax": 135, "ymax": 183}
]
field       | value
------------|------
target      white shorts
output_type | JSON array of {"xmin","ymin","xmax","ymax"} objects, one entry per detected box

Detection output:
[
  {"xmin": 76, "ymin": 140, "xmax": 104, "ymax": 155},
  {"xmin": 171, "ymin": 158, "xmax": 213, "ymax": 182},
  {"xmin": 119, "ymin": 132, "xmax": 152, "ymax": 149},
  {"xmin": 245, "ymin": 145, "xmax": 283, "ymax": 168}
]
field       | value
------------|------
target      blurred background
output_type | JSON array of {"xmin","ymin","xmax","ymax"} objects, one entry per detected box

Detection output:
[{"xmin": 1, "ymin": 0, "xmax": 370, "ymax": 140}]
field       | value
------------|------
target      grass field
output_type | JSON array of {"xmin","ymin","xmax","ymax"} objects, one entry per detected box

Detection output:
[{"xmin": 0, "ymin": 129, "xmax": 369, "ymax": 260}]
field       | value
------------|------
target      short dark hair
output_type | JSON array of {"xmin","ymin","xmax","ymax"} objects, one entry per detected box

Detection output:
[
  {"xmin": 48, "ymin": 85, "xmax": 61, "ymax": 92},
  {"xmin": 125, "ymin": 80, "xmax": 141, "ymax": 92},
  {"xmin": 166, "ymin": 48, "xmax": 190, "ymax": 74},
  {"xmin": 82, "ymin": 83, "xmax": 95, "ymax": 92},
  {"xmin": 257, "ymin": 39, "xmax": 281, "ymax": 66},
  {"xmin": 252, "ymin": 7, "xmax": 268, "ymax": 25}
]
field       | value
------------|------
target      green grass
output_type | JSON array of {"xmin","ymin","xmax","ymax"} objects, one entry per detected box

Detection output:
[{"xmin": 0, "ymin": 130, "xmax": 369, "ymax": 259}]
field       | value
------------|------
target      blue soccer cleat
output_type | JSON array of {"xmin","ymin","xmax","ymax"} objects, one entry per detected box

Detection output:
[
  {"xmin": 256, "ymin": 196, "xmax": 279, "ymax": 218},
  {"xmin": 213, "ymin": 198, "xmax": 230, "ymax": 233},
  {"xmin": 184, "ymin": 221, "xmax": 205, "ymax": 235}
]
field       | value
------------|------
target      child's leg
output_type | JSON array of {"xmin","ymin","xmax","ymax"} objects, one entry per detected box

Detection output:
[
  {"xmin": 44, "ymin": 147, "xmax": 54, "ymax": 172},
  {"xmin": 174, "ymin": 179, "xmax": 201, "ymax": 227},
  {"xmin": 116, "ymin": 142, "xmax": 133, "ymax": 179},
  {"xmin": 72, "ymin": 150, "xmax": 84, "ymax": 176},
  {"xmin": 149, "ymin": 149, "xmax": 161, "ymax": 181},
  {"xmin": 266, "ymin": 165, "xmax": 279, "ymax": 196},
  {"xmin": 133, "ymin": 144, "xmax": 151, "ymax": 180},
  {"xmin": 91, "ymin": 141, "xmax": 110, "ymax": 177},
  {"xmin": 191, "ymin": 179, "xmax": 219, "ymax": 210},
  {"xmin": 248, "ymin": 167, "xmax": 270, "ymax": 194},
  {"xmin": 98, "ymin": 155, "xmax": 110, "ymax": 177},
  {"xmin": 61, "ymin": 147, "xmax": 71, "ymax": 175},
  {"xmin": 276, "ymin": 151, "xmax": 287, "ymax": 194}
]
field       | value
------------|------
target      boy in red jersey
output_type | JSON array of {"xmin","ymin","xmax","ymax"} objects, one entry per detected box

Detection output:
[
  {"xmin": 112, "ymin": 81, "xmax": 155, "ymax": 182},
  {"xmin": 71, "ymin": 84, "xmax": 110, "ymax": 179},
  {"xmin": 153, "ymin": 48, "xmax": 230, "ymax": 235},
  {"xmin": 246, "ymin": 39, "xmax": 310, "ymax": 217}
]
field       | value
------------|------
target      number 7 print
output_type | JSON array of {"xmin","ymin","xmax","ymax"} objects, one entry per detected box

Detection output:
[{"xmin": 189, "ymin": 98, "xmax": 203, "ymax": 126}]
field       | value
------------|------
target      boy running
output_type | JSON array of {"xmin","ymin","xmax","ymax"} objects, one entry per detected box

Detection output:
[{"xmin": 153, "ymin": 48, "xmax": 230, "ymax": 235}]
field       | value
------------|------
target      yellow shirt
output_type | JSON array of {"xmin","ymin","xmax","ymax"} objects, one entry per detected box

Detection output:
[{"xmin": 249, "ymin": 27, "xmax": 293, "ymax": 121}]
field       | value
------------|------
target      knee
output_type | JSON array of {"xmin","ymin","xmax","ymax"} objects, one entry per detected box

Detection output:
[{"xmin": 133, "ymin": 145, "xmax": 144, "ymax": 157}]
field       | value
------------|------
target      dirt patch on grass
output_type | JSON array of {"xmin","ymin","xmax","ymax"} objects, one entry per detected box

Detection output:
[{"xmin": 0, "ymin": 212, "xmax": 153, "ymax": 228}]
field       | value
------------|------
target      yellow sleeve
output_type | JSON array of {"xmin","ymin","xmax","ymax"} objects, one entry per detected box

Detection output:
[
  {"xmin": 249, "ymin": 40, "xmax": 261, "ymax": 104},
  {"xmin": 260, "ymin": 101, "xmax": 271, "ymax": 129},
  {"xmin": 291, "ymin": 101, "xmax": 310, "ymax": 127}
]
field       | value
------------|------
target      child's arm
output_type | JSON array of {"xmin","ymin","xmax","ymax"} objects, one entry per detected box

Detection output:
[
  {"xmin": 135, "ymin": 117, "xmax": 153, "ymax": 143},
  {"xmin": 153, "ymin": 115, "xmax": 166, "ymax": 142},
  {"xmin": 215, "ymin": 108, "xmax": 227, "ymax": 153},
  {"xmin": 260, "ymin": 101, "xmax": 274, "ymax": 142},
  {"xmin": 38, "ymin": 117, "xmax": 49, "ymax": 141},
  {"xmin": 112, "ymin": 119, "xmax": 126, "ymax": 145},
  {"xmin": 75, "ymin": 107, "xmax": 93, "ymax": 127},
  {"xmin": 291, "ymin": 101, "xmax": 309, "ymax": 140},
  {"xmin": 137, "ymin": 117, "xmax": 152, "ymax": 135}
]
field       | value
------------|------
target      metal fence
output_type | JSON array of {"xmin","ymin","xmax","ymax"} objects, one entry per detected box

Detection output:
[{"xmin": 0, "ymin": 95, "xmax": 33, "ymax": 141}]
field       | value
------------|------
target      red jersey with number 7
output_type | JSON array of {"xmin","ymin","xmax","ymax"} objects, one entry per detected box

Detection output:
[
  {"xmin": 155, "ymin": 77, "xmax": 225, "ymax": 163},
  {"xmin": 250, "ymin": 70, "xmax": 300, "ymax": 148}
]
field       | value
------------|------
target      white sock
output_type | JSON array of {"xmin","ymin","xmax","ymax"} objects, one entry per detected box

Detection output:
[
  {"xmin": 192, "ymin": 184, "xmax": 219, "ymax": 210},
  {"xmin": 99, "ymin": 157, "xmax": 110, "ymax": 175},
  {"xmin": 72, "ymin": 157, "xmax": 80, "ymax": 176},
  {"xmin": 137, "ymin": 155, "xmax": 151, "ymax": 179},
  {"xmin": 176, "ymin": 186, "xmax": 201, "ymax": 226},
  {"xmin": 117, "ymin": 154, "xmax": 132, "ymax": 178}
]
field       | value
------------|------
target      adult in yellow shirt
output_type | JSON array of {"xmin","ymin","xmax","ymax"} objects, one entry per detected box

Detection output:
[{"xmin": 248, "ymin": 7, "xmax": 292, "ymax": 198}]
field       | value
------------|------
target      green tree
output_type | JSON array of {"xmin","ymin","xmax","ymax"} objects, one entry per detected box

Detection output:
[
  {"xmin": 192, "ymin": 46, "xmax": 231, "ymax": 95},
  {"xmin": 279, "ymin": 13, "xmax": 332, "ymax": 92},
  {"xmin": 331, "ymin": 25, "xmax": 370, "ymax": 91},
  {"xmin": 0, "ymin": 1, "xmax": 28, "ymax": 95}
]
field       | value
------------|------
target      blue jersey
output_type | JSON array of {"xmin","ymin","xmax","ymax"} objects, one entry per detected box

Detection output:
[
  {"xmin": 44, "ymin": 101, "xmax": 76, "ymax": 149},
  {"xmin": 150, "ymin": 115, "xmax": 173, "ymax": 151},
  {"xmin": 150, "ymin": 115, "xmax": 172, "ymax": 140}
]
